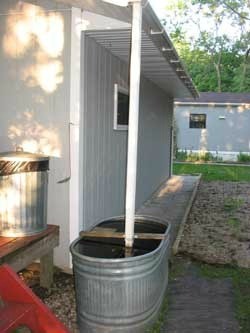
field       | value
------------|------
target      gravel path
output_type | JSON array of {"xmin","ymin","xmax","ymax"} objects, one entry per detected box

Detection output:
[
  {"xmin": 179, "ymin": 180, "xmax": 250, "ymax": 267},
  {"xmin": 32, "ymin": 271, "xmax": 79, "ymax": 333}
]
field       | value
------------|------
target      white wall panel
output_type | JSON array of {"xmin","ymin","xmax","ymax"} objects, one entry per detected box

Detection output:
[{"xmin": 0, "ymin": 0, "xmax": 72, "ymax": 268}]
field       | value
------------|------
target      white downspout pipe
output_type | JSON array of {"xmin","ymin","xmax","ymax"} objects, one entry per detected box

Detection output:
[{"xmin": 125, "ymin": 0, "xmax": 142, "ymax": 248}]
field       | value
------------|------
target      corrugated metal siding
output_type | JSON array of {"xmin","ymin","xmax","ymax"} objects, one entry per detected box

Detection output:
[
  {"xmin": 82, "ymin": 35, "xmax": 128, "ymax": 230},
  {"xmin": 81, "ymin": 34, "xmax": 173, "ymax": 230}
]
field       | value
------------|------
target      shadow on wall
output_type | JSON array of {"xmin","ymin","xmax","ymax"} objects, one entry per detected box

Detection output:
[
  {"xmin": 3, "ymin": 2, "xmax": 64, "ymax": 94},
  {"xmin": 1, "ymin": 2, "xmax": 66, "ymax": 157},
  {"xmin": 8, "ymin": 111, "xmax": 61, "ymax": 157}
]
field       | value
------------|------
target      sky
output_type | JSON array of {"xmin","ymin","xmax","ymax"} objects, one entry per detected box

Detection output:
[
  {"xmin": 148, "ymin": 0, "xmax": 244, "ymax": 44},
  {"xmin": 149, "ymin": 0, "xmax": 166, "ymax": 20}
]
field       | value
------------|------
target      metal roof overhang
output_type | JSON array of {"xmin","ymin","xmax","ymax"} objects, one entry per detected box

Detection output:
[
  {"xmin": 54, "ymin": 0, "xmax": 198, "ymax": 98},
  {"xmin": 86, "ymin": 28, "xmax": 198, "ymax": 98}
]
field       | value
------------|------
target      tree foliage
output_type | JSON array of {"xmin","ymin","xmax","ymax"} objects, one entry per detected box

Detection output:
[{"xmin": 162, "ymin": 0, "xmax": 250, "ymax": 92}]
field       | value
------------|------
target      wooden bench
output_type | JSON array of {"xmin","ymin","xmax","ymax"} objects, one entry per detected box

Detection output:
[{"xmin": 0, "ymin": 225, "xmax": 59, "ymax": 289}]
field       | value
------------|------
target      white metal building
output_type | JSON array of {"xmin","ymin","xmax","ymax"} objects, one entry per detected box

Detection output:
[
  {"xmin": 175, "ymin": 93, "xmax": 250, "ymax": 161},
  {"xmin": 0, "ymin": 0, "xmax": 197, "ymax": 269}
]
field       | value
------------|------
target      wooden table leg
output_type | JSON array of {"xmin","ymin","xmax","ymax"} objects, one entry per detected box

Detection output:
[{"xmin": 40, "ymin": 250, "xmax": 54, "ymax": 289}]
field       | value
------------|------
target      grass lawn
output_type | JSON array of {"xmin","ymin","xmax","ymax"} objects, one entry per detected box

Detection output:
[
  {"xmin": 173, "ymin": 163, "xmax": 250, "ymax": 181},
  {"xmin": 199, "ymin": 263, "xmax": 250, "ymax": 333}
]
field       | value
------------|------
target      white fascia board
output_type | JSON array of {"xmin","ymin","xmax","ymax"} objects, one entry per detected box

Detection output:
[
  {"xmin": 102, "ymin": 0, "xmax": 129, "ymax": 6},
  {"xmin": 54, "ymin": 0, "xmax": 132, "ymax": 23},
  {"xmin": 175, "ymin": 102, "xmax": 250, "ymax": 107}
]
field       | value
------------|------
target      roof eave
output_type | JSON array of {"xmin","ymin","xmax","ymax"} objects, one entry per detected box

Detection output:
[
  {"xmin": 142, "ymin": 4, "xmax": 198, "ymax": 98},
  {"xmin": 54, "ymin": 0, "xmax": 198, "ymax": 98}
]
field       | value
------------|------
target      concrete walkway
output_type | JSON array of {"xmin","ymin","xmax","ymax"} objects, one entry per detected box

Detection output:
[
  {"xmin": 137, "ymin": 175, "xmax": 200, "ymax": 248},
  {"xmin": 138, "ymin": 175, "xmax": 239, "ymax": 333}
]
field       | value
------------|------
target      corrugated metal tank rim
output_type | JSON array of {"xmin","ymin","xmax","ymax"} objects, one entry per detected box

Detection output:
[
  {"xmin": 71, "ymin": 215, "xmax": 170, "ymax": 332},
  {"xmin": 70, "ymin": 215, "xmax": 170, "ymax": 265}
]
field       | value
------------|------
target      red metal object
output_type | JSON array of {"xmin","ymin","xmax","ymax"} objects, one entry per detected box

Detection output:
[{"xmin": 0, "ymin": 264, "xmax": 71, "ymax": 333}]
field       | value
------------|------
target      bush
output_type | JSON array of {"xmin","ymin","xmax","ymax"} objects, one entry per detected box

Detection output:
[
  {"xmin": 237, "ymin": 153, "xmax": 250, "ymax": 163},
  {"xmin": 175, "ymin": 150, "xmax": 188, "ymax": 161},
  {"xmin": 175, "ymin": 150, "xmax": 222, "ymax": 162}
]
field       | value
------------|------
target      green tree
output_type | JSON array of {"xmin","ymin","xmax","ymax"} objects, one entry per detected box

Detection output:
[
  {"xmin": 194, "ymin": 0, "xmax": 250, "ymax": 21},
  {"xmin": 162, "ymin": 0, "xmax": 250, "ymax": 92}
]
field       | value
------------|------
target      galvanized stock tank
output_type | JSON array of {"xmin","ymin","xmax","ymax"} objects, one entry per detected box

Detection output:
[
  {"xmin": 70, "ymin": 216, "xmax": 170, "ymax": 333},
  {"xmin": 0, "ymin": 151, "xmax": 49, "ymax": 237}
]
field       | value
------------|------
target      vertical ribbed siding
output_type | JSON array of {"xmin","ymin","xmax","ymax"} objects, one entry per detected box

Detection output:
[
  {"xmin": 81, "ymin": 35, "xmax": 173, "ymax": 231},
  {"xmin": 0, "ymin": 171, "xmax": 48, "ymax": 237},
  {"xmin": 82, "ymin": 35, "xmax": 128, "ymax": 230}
]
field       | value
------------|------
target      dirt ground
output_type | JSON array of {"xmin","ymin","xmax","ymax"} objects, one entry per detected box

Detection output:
[{"xmin": 179, "ymin": 180, "xmax": 250, "ymax": 267}]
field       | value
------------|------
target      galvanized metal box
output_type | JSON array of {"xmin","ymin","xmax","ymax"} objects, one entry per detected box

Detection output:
[{"xmin": 0, "ymin": 151, "xmax": 49, "ymax": 237}]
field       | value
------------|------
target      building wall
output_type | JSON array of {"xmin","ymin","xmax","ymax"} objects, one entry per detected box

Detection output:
[
  {"xmin": 0, "ymin": 0, "xmax": 72, "ymax": 268},
  {"xmin": 0, "ymin": 1, "xmax": 175, "ymax": 268},
  {"xmin": 175, "ymin": 104, "xmax": 250, "ymax": 154},
  {"xmin": 136, "ymin": 79, "xmax": 173, "ymax": 208},
  {"xmin": 81, "ymin": 35, "xmax": 173, "ymax": 230}
]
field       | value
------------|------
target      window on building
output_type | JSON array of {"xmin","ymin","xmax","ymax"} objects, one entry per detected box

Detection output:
[
  {"xmin": 114, "ymin": 84, "xmax": 129, "ymax": 130},
  {"xmin": 189, "ymin": 114, "xmax": 206, "ymax": 129}
]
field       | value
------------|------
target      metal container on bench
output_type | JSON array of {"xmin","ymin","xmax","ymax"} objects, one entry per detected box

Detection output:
[
  {"xmin": 0, "ymin": 151, "xmax": 49, "ymax": 237},
  {"xmin": 70, "ymin": 215, "xmax": 170, "ymax": 333}
]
